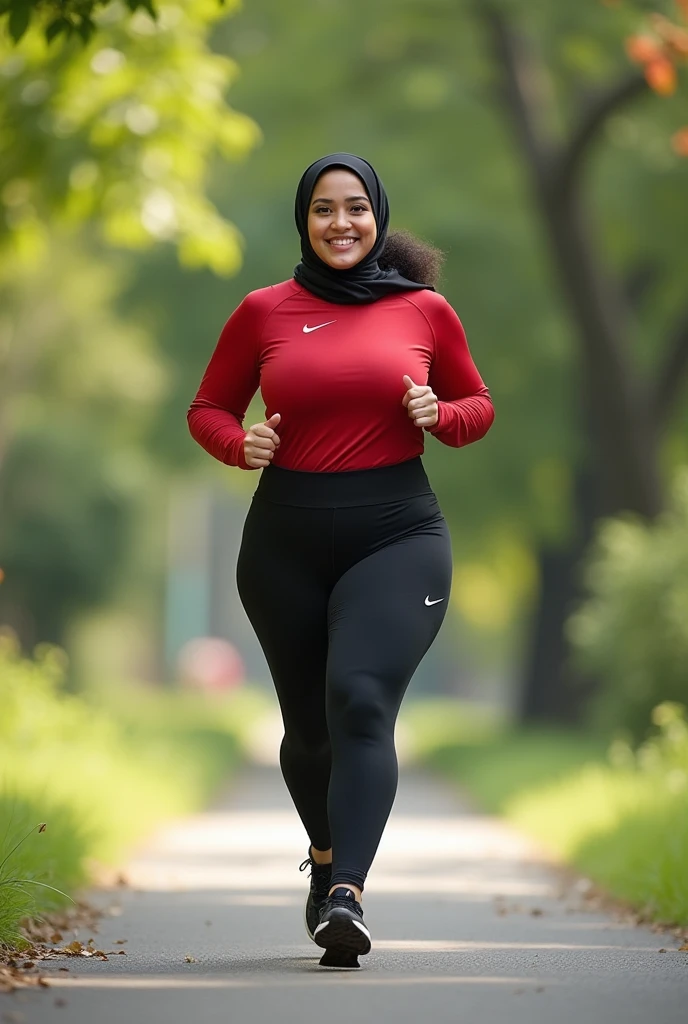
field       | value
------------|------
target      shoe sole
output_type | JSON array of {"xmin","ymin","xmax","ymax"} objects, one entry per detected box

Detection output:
[
  {"xmin": 313, "ymin": 908, "xmax": 372, "ymax": 956},
  {"xmin": 304, "ymin": 896, "xmax": 316, "ymax": 943}
]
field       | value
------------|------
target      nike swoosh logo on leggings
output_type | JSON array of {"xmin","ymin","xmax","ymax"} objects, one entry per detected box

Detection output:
[{"xmin": 425, "ymin": 596, "xmax": 444, "ymax": 606}]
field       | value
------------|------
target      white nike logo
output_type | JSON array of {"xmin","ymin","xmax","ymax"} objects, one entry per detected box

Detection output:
[
  {"xmin": 425, "ymin": 596, "xmax": 444, "ymax": 606},
  {"xmin": 303, "ymin": 320, "xmax": 337, "ymax": 333}
]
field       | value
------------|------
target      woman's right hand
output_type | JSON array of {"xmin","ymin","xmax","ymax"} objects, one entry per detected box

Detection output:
[{"xmin": 243, "ymin": 413, "xmax": 281, "ymax": 468}]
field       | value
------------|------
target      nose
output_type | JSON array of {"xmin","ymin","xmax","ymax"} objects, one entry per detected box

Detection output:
[{"xmin": 331, "ymin": 207, "xmax": 351, "ymax": 231}]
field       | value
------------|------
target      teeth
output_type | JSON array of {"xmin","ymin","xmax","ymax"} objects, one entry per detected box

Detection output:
[{"xmin": 329, "ymin": 239, "xmax": 356, "ymax": 246}]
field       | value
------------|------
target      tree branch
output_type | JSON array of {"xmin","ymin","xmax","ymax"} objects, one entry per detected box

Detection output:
[
  {"xmin": 654, "ymin": 303, "xmax": 688, "ymax": 427},
  {"xmin": 476, "ymin": 3, "xmax": 556, "ymax": 185},
  {"xmin": 623, "ymin": 259, "xmax": 660, "ymax": 311},
  {"xmin": 555, "ymin": 71, "xmax": 649, "ymax": 199}
]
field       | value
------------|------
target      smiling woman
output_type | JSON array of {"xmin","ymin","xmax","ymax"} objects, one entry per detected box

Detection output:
[
  {"xmin": 292, "ymin": 152, "xmax": 432, "ymax": 305},
  {"xmin": 307, "ymin": 169, "xmax": 378, "ymax": 269},
  {"xmin": 187, "ymin": 151, "xmax": 494, "ymax": 968}
]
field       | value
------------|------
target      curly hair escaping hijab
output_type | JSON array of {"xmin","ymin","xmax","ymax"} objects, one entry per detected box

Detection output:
[{"xmin": 378, "ymin": 230, "xmax": 445, "ymax": 289}]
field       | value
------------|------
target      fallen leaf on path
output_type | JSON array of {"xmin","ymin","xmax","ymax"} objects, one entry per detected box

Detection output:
[
  {"xmin": 679, "ymin": 943, "xmax": 688, "ymax": 952},
  {"xmin": 0, "ymin": 965, "xmax": 49, "ymax": 993},
  {"xmin": 184, "ymin": 955, "xmax": 198, "ymax": 963}
]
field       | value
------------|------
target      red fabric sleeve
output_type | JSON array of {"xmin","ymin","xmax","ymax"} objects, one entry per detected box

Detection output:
[
  {"xmin": 187, "ymin": 293, "xmax": 263, "ymax": 471},
  {"xmin": 423, "ymin": 296, "xmax": 495, "ymax": 447}
]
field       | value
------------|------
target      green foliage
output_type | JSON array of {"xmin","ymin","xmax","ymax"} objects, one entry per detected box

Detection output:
[
  {"xmin": 0, "ymin": 0, "xmax": 259, "ymax": 274},
  {"xmin": 400, "ymin": 698, "xmax": 505, "ymax": 761},
  {"xmin": 0, "ymin": 630, "xmax": 270, "ymax": 945},
  {"xmin": 0, "ymin": 241, "xmax": 171, "ymax": 650},
  {"xmin": 0, "ymin": 800, "xmax": 86, "ymax": 948},
  {"xmin": 412, "ymin": 699, "xmax": 688, "ymax": 925},
  {"xmin": 1, "ymin": 1, "xmax": 158, "ymax": 45},
  {"xmin": 0, "ymin": 423, "xmax": 133, "ymax": 647},
  {"xmin": 568, "ymin": 471, "xmax": 688, "ymax": 739},
  {"xmin": 420, "ymin": 723, "xmax": 607, "ymax": 812}
]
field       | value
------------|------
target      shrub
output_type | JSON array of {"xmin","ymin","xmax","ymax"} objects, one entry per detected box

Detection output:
[
  {"xmin": 0, "ymin": 630, "xmax": 269, "ymax": 945},
  {"xmin": 567, "ymin": 471, "xmax": 688, "ymax": 739}
]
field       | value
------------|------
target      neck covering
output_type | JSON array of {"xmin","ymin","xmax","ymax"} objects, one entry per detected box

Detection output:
[{"xmin": 293, "ymin": 153, "xmax": 432, "ymax": 305}]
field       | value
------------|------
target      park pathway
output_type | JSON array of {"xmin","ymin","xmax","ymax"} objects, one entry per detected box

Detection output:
[{"xmin": 8, "ymin": 739, "xmax": 688, "ymax": 1023}]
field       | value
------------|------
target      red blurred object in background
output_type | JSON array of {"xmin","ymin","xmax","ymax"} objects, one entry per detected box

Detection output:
[{"xmin": 177, "ymin": 637, "xmax": 245, "ymax": 693}]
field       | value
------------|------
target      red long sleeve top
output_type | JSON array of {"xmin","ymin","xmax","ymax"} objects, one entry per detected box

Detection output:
[{"xmin": 187, "ymin": 279, "xmax": 494, "ymax": 472}]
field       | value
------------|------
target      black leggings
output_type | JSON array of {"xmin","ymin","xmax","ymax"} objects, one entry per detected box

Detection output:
[{"xmin": 236, "ymin": 456, "xmax": 452, "ymax": 890}]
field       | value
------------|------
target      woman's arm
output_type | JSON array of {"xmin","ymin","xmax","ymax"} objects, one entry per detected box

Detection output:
[
  {"xmin": 187, "ymin": 294, "xmax": 262, "ymax": 470},
  {"xmin": 424, "ymin": 295, "xmax": 494, "ymax": 448}
]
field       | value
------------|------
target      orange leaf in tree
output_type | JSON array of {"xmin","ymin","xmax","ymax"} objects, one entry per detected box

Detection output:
[
  {"xmin": 666, "ymin": 30, "xmax": 688, "ymax": 58},
  {"xmin": 678, "ymin": 1, "xmax": 688, "ymax": 20},
  {"xmin": 671, "ymin": 127, "xmax": 688, "ymax": 155},
  {"xmin": 626, "ymin": 34, "xmax": 663, "ymax": 63},
  {"xmin": 0, "ymin": 568, "xmax": 4, "ymax": 584},
  {"xmin": 645, "ymin": 57, "xmax": 678, "ymax": 94},
  {"xmin": 651, "ymin": 13, "xmax": 688, "ymax": 56}
]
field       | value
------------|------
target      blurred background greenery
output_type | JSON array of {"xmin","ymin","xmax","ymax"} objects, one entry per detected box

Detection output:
[{"xmin": 1, "ymin": 0, "xmax": 687, "ymax": 939}]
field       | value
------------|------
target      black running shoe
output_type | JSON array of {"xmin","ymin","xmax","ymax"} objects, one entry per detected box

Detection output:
[
  {"xmin": 299, "ymin": 849, "xmax": 332, "ymax": 942},
  {"xmin": 313, "ymin": 886, "xmax": 372, "ymax": 957}
]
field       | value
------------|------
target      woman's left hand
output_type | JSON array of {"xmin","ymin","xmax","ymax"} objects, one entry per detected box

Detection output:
[{"xmin": 402, "ymin": 375, "xmax": 438, "ymax": 429}]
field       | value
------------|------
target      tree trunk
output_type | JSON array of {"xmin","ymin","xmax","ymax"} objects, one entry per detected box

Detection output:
[
  {"xmin": 478, "ymin": 8, "xmax": 666, "ymax": 722},
  {"xmin": 518, "ymin": 460, "xmax": 601, "ymax": 722}
]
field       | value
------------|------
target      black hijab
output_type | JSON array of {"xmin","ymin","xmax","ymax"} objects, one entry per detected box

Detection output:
[{"xmin": 293, "ymin": 153, "xmax": 432, "ymax": 305}]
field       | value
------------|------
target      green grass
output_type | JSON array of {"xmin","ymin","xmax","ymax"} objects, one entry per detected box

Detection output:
[
  {"xmin": 0, "ymin": 634, "xmax": 272, "ymax": 947},
  {"xmin": 0, "ymin": 797, "xmax": 87, "ymax": 947},
  {"xmin": 402, "ymin": 698, "xmax": 688, "ymax": 926}
]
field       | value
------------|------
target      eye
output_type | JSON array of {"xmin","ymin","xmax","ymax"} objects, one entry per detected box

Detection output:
[
  {"xmin": 350, "ymin": 205, "xmax": 368, "ymax": 213},
  {"xmin": 314, "ymin": 206, "xmax": 331, "ymax": 214}
]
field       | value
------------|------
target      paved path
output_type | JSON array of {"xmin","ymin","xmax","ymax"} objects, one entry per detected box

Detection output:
[{"xmin": 8, "ymin": 759, "xmax": 688, "ymax": 1023}]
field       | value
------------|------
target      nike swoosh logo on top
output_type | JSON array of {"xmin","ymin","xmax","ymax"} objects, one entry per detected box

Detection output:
[
  {"xmin": 425, "ymin": 596, "xmax": 444, "ymax": 606},
  {"xmin": 303, "ymin": 320, "xmax": 337, "ymax": 333}
]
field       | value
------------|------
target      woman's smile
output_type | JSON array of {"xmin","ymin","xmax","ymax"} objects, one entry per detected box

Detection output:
[{"xmin": 328, "ymin": 236, "xmax": 358, "ymax": 248}]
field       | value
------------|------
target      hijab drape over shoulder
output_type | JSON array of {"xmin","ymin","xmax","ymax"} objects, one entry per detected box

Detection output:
[{"xmin": 293, "ymin": 153, "xmax": 432, "ymax": 305}]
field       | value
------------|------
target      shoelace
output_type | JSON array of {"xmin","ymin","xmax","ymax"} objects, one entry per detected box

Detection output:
[
  {"xmin": 323, "ymin": 889, "xmax": 362, "ymax": 915},
  {"xmin": 299, "ymin": 856, "xmax": 332, "ymax": 900}
]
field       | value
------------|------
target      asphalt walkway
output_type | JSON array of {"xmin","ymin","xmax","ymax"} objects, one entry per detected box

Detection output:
[{"xmin": 8, "ymin": 756, "xmax": 688, "ymax": 1023}]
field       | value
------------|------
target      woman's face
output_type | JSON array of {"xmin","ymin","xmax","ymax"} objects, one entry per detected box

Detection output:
[{"xmin": 307, "ymin": 169, "xmax": 377, "ymax": 270}]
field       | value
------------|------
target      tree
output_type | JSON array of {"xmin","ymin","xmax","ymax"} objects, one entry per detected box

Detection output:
[
  {"xmin": 0, "ymin": 1, "xmax": 259, "ymax": 650},
  {"xmin": 1, "ymin": 1, "xmax": 159, "ymax": 45},
  {"xmin": 476, "ymin": 1, "xmax": 688, "ymax": 720},
  {"xmin": 0, "ymin": 0, "xmax": 259, "ymax": 462},
  {"xmin": 0, "ymin": 1, "xmax": 259, "ymax": 271}
]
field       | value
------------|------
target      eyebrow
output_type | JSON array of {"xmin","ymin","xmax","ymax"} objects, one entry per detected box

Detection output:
[{"xmin": 311, "ymin": 195, "xmax": 370, "ymax": 206}]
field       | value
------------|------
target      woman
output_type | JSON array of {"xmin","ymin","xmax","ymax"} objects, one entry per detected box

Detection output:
[{"xmin": 187, "ymin": 153, "xmax": 494, "ymax": 967}]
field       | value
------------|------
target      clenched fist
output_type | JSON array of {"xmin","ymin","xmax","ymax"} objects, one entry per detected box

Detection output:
[
  {"xmin": 243, "ymin": 412, "xmax": 281, "ymax": 469},
  {"xmin": 402, "ymin": 375, "xmax": 438, "ymax": 429}
]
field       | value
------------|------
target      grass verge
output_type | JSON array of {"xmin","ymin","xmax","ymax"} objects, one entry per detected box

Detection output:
[
  {"xmin": 0, "ymin": 633, "xmax": 272, "ymax": 947},
  {"xmin": 401, "ymin": 698, "xmax": 688, "ymax": 927}
]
